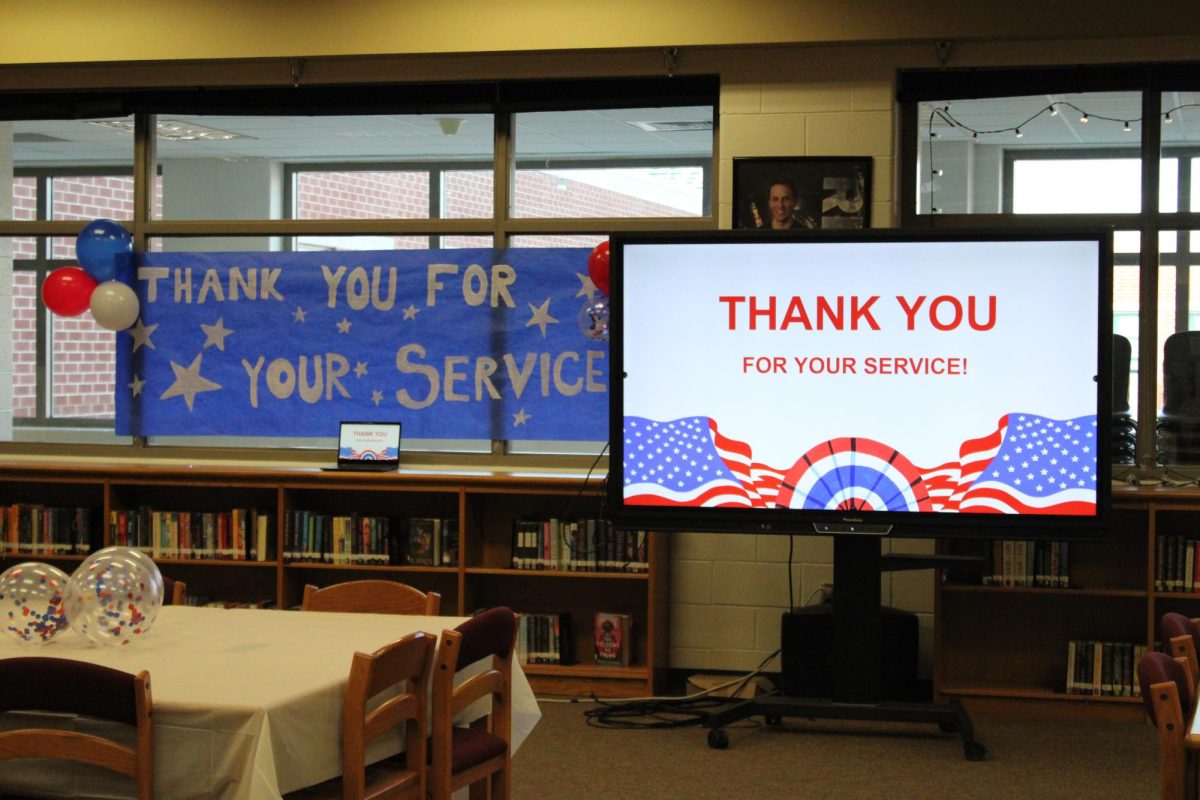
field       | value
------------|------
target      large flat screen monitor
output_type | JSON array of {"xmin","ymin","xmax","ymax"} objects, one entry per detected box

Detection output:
[{"xmin": 607, "ymin": 229, "xmax": 1112, "ymax": 540}]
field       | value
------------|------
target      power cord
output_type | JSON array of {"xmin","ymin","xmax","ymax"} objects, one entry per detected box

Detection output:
[{"xmin": 581, "ymin": 650, "xmax": 780, "ymax": 730}]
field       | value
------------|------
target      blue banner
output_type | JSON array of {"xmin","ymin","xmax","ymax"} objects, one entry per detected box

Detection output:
[{"xmin": 116, "ymin": 248, "xmax": 608, "ymax": 440}]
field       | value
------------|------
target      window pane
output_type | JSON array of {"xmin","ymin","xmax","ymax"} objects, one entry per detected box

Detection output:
[
  {"xmin": 51, "ymin": 312, "xmax": 115, "ymax": 420},
  {"xmin": 512, "ymin": 107, "xmax": 711, "ymax": 219},
  {"xmin": 510, "ymin": 234, "xmax": 608, "ymax": 249},
  {"xmin": 159, "ymin": 114, "xmax": 493, "ymax": 221},
  {"xmin": 1113, "ymin": 229, "xmax": 1140, "ymax": 466},
  {"xmin": 10, "ymin": 269, "xmax": 36, "ymax": 420},
  {"xmin": 443, "ymin": 170, "xmax": 492, "ymax": 219},
  {"xmin": 1012, "ymin": 159, "xmax": 1141, "ymax": 214},
  {"xmin": 1155, "ymin": 230, "xmax": 1200, "ymax": 465},
  {"xmin": 917, "ymin": 91, "xmax": 1142, "ymax": 215},
  {"xmin": 292, "ymin": 170, "xmax": 431, "ymax": 220},
  {"xmin": 7, "ymin": 119, "xmax": 135, "ymax": 222}
]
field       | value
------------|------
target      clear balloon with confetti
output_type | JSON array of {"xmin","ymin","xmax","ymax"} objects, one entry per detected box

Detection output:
[
  {"xmin": 66, "ymin": 547, "xmax": 164, "ymax": 646},
  {"xmin": 0, "ymin": 562, "xmax": 71, "ymax": 644}
]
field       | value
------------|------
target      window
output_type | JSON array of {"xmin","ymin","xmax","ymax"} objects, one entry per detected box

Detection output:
[
  {"xmin": 0, "ymin": 79, "xmax": 717, "ymax": 456},
  {"xmin": 900, "ymin": 66, "xmax": 1200, "ymax": 468}
]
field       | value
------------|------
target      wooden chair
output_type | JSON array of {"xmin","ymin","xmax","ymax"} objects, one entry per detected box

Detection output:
[
  {"xmin": 1139, "ymin": 649, "xmax": 1197, "ymax": 800},
  {"xmin": 284, "ymin": 631, "xmax": 436, "ymax": 800},
  {"xmin": 301, "ymin": 580, "xmax": 441, "ymax": 615},
  {"xmin": 0, "ymin": 657, "xmax": 154, "ymax": 800},
  {"xmin": 429, "ymin": 606, "xmax": 518, "ymax": 800},
  {"xmin": 1162, "ymin": 612, "xmax": 1200, "ymax": 690},
  {"xmin": 162, "ymin": 575, "xmax": 187, "ymax": 606}
]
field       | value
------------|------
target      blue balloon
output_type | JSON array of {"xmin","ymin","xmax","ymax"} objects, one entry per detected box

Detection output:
[{"xmin": 76, "ymin": 219, "xmax": 133, "ymax": 283}]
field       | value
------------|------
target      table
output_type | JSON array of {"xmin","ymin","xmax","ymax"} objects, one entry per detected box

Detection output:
[{"xmin": 0, "ymin": 605, "xmax": 541, "ymax": 800}]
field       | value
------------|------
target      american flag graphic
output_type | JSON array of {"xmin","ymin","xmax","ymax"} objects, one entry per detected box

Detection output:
[
  {"xmin": 624, "ymin": 412, "xmax": 1097, "ymax": 516},
  {"xmin": 623, "ymin": 417, "xmax": 784, "ymax": 507},
  {"xmin": 917, "ymin": 413, "xmax": 1097, "ymax": 515}
]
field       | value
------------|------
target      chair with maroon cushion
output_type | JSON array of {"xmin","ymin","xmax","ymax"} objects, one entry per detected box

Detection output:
[
  {"xmin": 284, "ymin": 630, "xmax": 436, "ymax": 800},
  {"xmin": 1162, "ymin": 612, "xmax": 1200, "ymax": 690},
  {"xmin": 1139, "ymin": 649, "xmax": 1196, "ymax": 800},
  {"xmin": 0, "ymin": 657, "xmax": 154, "ymax": 800},
  {"xmin": 302, "ymin": 580, "xmax": 441, "ymax": 616},
  {"xmin": 161, "ymin": 575, "xmax": 187, "ymax": 606},
  {"xmin": 428, "ymin": 607, "xmax": 518, "ymax": 800}
]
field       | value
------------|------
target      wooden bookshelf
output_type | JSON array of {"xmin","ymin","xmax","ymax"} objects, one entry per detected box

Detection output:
[
  {"xmin": 0, "ymin": 460, "xmax": 668, "ymax": 699},
  {"xmin": 934, "ymin": 484, "xmax": 1200, "ymax": 720}
]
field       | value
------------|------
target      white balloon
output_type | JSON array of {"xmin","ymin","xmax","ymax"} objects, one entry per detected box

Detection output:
[{"xmin": 90, "ymin": 280, "xmax": 140, "ymax": 331}]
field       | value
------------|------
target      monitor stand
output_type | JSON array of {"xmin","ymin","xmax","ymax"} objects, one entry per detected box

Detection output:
[{"xmin": 702, "ymin": 535, "xmax": 987, "ymax": 761}]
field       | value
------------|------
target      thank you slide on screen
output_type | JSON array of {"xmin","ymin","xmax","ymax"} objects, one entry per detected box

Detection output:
[{"xmin": 620, "ymin": 239, "xmax": 1100, "ymax": 515}]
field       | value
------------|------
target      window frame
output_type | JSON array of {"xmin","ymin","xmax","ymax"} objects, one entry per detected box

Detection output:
[
  {"xmin": 898, "ymin": 63, "xmax": 1200, "ymax": 472},
  {"xmin": 1, "ymin": 78, "xmax": 719, "ymax": 462}
]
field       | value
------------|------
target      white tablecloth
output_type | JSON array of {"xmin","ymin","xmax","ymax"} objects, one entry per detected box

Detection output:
[{"xmin": 0, "ymin": 605, "xmax": 540, "ymax": 800}]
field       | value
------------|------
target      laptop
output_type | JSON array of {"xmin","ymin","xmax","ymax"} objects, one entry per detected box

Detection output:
[{"xmin": 321, "ymin": 421, "xmax": 402, "ymax": 471}]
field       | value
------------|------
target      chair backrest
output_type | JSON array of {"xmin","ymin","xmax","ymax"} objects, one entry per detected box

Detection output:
[
  {"xmin": 1162, "ymin": 331, "xmax": 1200, "ymax": 417},
  {"xmin": 162, "ymin": 576, "xmax": 187, "ymax": 606},
  {"xmin": 342, "ymin": 631, "xmax": 436, "ymax": 800},
  {"xmin": 0, "ymin": 657, "xmax": 154, "ymax": 800},
  {"xmin": 301, "ymin": 580, "xmax": 441, "ymax": 615},
  {"xmin": 1139, "ymin": 650, "xmax": 1194, "ymax": 800},
  {"xmin": 429, "ymin": 607, "xmax": 518, "ymax": 800},
  {"xmin": 1114, "ymin": 332, "xmax": 1133, "ymax": 415},
  {"xmin": 1162, "ymin": 612, "xmax": 1200, "ymax": 690}
]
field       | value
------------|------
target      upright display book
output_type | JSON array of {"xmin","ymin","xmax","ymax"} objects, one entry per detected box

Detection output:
[
  {"xmin": 406, "ymin": 517, "xmax": 437, "ymax": 566},
  {"xmin": 594, "ymin": 611, "xmax": 632, "ymax": 666}
]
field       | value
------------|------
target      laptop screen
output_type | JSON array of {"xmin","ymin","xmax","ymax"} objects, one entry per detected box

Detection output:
[{"xmin": 337, "ymin": 421, "xmax": 402, "ymax": 466}]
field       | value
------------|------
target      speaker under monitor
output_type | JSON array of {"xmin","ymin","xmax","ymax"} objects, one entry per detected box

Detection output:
[{"xmin": 780, "ymin": 603, "xmax": 919, "ymax": 701}]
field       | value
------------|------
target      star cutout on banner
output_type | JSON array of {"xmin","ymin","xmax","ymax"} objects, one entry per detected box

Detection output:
[
  {"xmin": 127, "ymin": 319, "xmax": 159, "ymax": 352},
  {"xmin": 159, "ymin": 353, "xmax": 222, "ymax": 412},
  {"xmin": 372, "ymin": 390, "xmax": 384, "ymax": 406},
  {"xmin": 337, "ymin": 318, "xmax": 352, "ymax": 333},
  {"xmin": 575, "ymin": 272, "xmax": 598, "ymax": 300},
  {"xmin": 403, "ymin": 304, "xmax": 420, "ymax": 320},
  {"xmin": 293, "ymin": 306, "xmax": 307, "ymax": 322},
  {"xmin": 355, "ymin": 362, "xmax": 368, "ymax": 378},
  {"xmin": 512, "ymin": 407, "xmax": 532, "ymax": 427},
  {"xmin": 201, "ymin": 317, "xmax": 234, "ymax": 351},
  {"xmin": 526, "ymin": 298, "xmax": 558, "ymax": 338},
  {"xmin": 128, "ymin": 374, "xmax": 145, "ymax": 397}
]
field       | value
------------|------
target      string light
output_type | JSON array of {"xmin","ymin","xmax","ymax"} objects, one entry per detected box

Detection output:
[{"xmin": 923, "ymin": 99, "xmax": 1199, "ymax": 214}]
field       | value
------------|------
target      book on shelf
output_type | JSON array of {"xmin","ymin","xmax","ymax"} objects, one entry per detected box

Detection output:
[
  {"xmin": 283, "ymin": 510, "xmax": 394, "ymax": 565},
  {"xmin": 509, "ymin": 518, "xmax": 648, "ymax": 573},
  {"xmin": 594, "ymin": 611, "xmax": 632, "ymax": 667},
  {"xmin": 406, "ymin": 517, "xmax": 437, "ymax": 566},
  {"xmin": 981, "ymin": 539, "xmax": 1069, "ymax": 588},
  {"xmin": 405, "ymin": 517, "xmax": 455, "ymax": 567},
  {"xmin": 515, "ymin": 612, "xmax": 572, "ymax": 665},
  {"xmin": 108, "ymin": 507, "xmax": 272, "ymax": 562},
  {"xmin": 1065, "ymin": 639, "xmax": 1144, "ymax": 697},
  {"xmin": 1153, "ymin": 535, "xmax": 1200, "ymax": 593},
  {"xmin": 2, "ymin": 503, "xmax": 98, "ymax": 557}
]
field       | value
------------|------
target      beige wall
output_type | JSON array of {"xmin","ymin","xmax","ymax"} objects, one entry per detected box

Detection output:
[
  {"xmin": 3, "ymin": 12, "xmax": 1199, "ymax": 676},
  {"xmin": 2, "ymin": 1, "xmax": 1198, "ymax": 64}
]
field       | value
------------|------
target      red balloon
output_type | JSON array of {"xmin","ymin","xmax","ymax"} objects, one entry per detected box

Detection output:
[
  {"xmin": 41, "ymin": 267, "xmax": 98, "ymax": 317},
  {"xmin": 588, "ymin": 240, "xmax": 610, "ymax": 295}
]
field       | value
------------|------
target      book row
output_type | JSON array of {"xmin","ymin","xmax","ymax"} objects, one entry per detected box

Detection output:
[
  {"xmin": 513, "ymin": 610, "xmax": 635, "ymax": 667},
  {"xmin": 1, "ymin": 504, "xmax": 101, "ymax": 556},
  {"xmin": 110, "ymin": 508, "xmax": 275, "ymax": 561},
  {"xmin": 1154, "ymin": 535, "xmax": 1200, "ymax": 593},
  {"xmin": 1065, "ymin": 639, "xmax": 1147, "ymax": 697},
  {"xmin": 980, "ymin": 539, "xmax": 1070, "ymax": 588},
  {"xmin": 511, "ymin": 518, "xmax": 647, "ymax": 573},
  {"xmin": 283, "ymin": 512, "xmax": 459, "ymax": 566}
]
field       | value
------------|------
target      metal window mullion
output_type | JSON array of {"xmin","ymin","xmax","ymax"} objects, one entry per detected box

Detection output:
[{"xmin": 1136, "ymin": 90, "xmax": 1162, "ymax": 470}]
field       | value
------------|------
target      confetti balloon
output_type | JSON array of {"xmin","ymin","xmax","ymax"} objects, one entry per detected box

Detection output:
[
  {"xmin": 0, "ymin": 562, "xmax": 71, "ymax": 644},
  {"xmin": 577, "ymin": 297, "xmax": 609, "ymax": 343},
  {"xmin": 66, "ymin": 547, "xmax": 164, "ymax": 647}
]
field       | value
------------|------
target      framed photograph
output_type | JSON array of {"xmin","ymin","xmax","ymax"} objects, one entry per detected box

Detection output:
[{"xmin": 732, "ymin": 156, "xmax": 872, "ymax": 231}]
